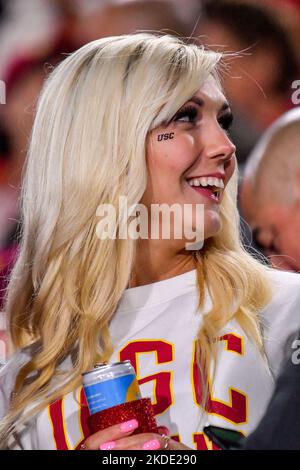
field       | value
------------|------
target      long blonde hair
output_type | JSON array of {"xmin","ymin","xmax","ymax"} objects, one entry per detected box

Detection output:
[{"xmin": 0, "ymin": 33, "xmax": 273, "ymax": 446}]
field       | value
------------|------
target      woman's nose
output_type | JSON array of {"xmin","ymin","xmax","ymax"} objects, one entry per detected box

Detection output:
[
  {"xmin": 207, "ymin": 137, "xmax": 236, "ymax": 162},
  {"xmin": 203, "ymin": 125, "xmax": 236, "ymax": 162}
]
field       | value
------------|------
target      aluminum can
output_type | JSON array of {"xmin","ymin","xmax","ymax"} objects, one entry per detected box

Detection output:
[{"xmin": 82, "ymin": 360, "xmax": 142, "ymax": 415}]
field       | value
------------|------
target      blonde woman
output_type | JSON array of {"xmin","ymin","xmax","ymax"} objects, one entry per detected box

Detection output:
[{"xmin": 0, "ymin": 33, "xmax": 300, "ymax": 451}]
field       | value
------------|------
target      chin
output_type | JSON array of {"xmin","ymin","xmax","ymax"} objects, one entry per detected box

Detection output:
[{"xmin": 203, "ymin": 212, "xmax": 222, "ymax": 238}]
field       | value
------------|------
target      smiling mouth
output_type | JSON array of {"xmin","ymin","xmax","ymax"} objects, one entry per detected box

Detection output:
[{"xmin": 186, "ymin": 176, "xmax": 224, "ymax": 202}]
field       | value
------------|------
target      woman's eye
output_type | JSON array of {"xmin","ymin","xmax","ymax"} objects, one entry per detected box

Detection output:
[
  {"xmin": 218, "ymin": 112, "xmax": 234, "ymax": 132},
  {"xmin": 173, "ymin": 106, "xmax": 198, "ymax": 123}
]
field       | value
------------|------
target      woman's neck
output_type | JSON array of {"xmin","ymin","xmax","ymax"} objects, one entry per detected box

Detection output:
[{"xmin": 130, "ymin": 239, "xmax": 196, "ymax": 287}]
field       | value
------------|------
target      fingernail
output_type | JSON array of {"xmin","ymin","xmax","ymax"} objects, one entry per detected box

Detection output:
[
  {"xmin": 120, "ymin": 419, "xmax": 139, "ymax": 433},
  {"xmin": 159, "ymin": 426, "xmax": 170, "ymax": 436},
  {"xmin": 143, "ymin": 439, "xmax": 160, "ymax": 450},
  {"xmin": 100, "ymin": 441, "xmax": 116, "ymax": 450}
]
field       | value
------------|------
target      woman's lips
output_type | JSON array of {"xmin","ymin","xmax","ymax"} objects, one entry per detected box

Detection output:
[{"xmin": 189, "ymin": 185, "xmax": 221, "ymax": 203}]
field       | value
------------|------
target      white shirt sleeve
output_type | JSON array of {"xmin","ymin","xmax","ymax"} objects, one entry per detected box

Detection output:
[
  {"xmin": 0, "ymin": 354, "xmax": 21, "ymax": 420},
  {"xmin": 260, "ymin": 270, "xmax": 300, "ymax": 378},
  {"xmin": 0, "ymin": 350, "xmax": 33, "ymax": 449}
]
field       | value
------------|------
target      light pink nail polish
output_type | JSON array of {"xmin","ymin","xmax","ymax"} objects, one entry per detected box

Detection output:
[
  {"xmin": 100, "ymin": 441, "xmax": 116, "ymax": 450},
  {"xmin": 120, "ymin": 419, "xmax": 139, "ymax": 433},
  {"xmin": 143, "ymin": 439, "xmax": 160, "ymax": 450}
]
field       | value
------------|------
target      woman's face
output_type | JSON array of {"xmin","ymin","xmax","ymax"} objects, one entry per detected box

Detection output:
[{"xmin": 142, "ymin": 75, "xmax": 236, "ymax": 248}]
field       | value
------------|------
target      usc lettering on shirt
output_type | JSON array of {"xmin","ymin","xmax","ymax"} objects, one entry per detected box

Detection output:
[
  {"xmin": 43, "ymin": 331, "xmax": 272, "ymax": 450},
  {"xmin": 3, "ymin": 268, "xmax": 300, "ymax": 449}
]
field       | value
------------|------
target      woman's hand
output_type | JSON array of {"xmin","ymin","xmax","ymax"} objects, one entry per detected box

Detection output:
[{"xmin": 80, "ymin": 419, "xmax": 192, "ymax": 450}]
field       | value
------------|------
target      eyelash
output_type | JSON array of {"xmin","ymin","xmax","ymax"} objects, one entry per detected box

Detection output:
[
  {"xmin": 173, "ymin": 106, "xmax": 234, "ymax": 133},
  {"xmin": 218, "ymin": 113, "xmax": 234, "ymax": 132},
  {"xmin": 173, "ymin": 105, "xmax": 198, "ymax": 123}
]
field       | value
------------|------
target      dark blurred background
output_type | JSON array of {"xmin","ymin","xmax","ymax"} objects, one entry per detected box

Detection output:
[{"xmin": 1, "ymin": 0, "xmax": 300, "ymax": 361}]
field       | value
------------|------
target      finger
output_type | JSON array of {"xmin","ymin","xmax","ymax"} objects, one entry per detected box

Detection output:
[
  {"xmin": 83, "ymin": 419, "xmax": 139, "ymax": 450},
  {"xmin": 99, "ymin": 432, "xmax": 162, "ymax": 451},
  {"xmin": 110, "ymin": 434, "xmax": 191, "ymax": 451},
  {"xmin": 157, "ymin": 426, "xmax": 170, "ymax": 436},
  {"xmin": 99, "ymin": 433, "xmax": 191, "ymax": 451}
]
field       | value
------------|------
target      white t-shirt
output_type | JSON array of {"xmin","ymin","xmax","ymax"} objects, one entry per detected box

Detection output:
[{"xmin": 1, "ymin": 268, "xmax": 300, "ymax": 450}]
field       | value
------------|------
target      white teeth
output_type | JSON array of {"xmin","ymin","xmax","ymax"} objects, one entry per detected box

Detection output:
[{"xmin": 187, "ymin": 176, "xmax": 224, "ymax": 189}]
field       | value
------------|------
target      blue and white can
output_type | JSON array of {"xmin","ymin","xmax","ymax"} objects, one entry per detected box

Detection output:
[{"xmin": 82, "ymin": 360, "xmax": 141, "ymax": 415}]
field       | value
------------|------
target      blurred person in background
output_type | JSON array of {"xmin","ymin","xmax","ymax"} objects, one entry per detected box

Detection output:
[
  {"xmin": 0, "ymin": 61, "xmax": 46, "ymax": 243},
  {"xmin": 0, "ymin": 0, "xmax": 62, "ymax": 77},
  {"xmin": 240, "ymin": 108, "xmax": 300, "ymax": 272},
  {"xmin": 194, "ymin": 0, "xmax": 299, "ymax": 168},
  {"xmin": 267, "ymin": 0, "xmax": 300, "ymax": 65},
  {"xmin": 0, "ymin": 61, "xmax": 44, "ymax": 317},
  {"xmin": 0, "ymin": 0, "xmax": 87, "ymax": 77},
  {"xmin": 69, "ymin": 0, "xmax": 195, "ymax": 45},
  {"xmin": 0, "ymin": 38, "xmax": 77, "ymax": 314}
]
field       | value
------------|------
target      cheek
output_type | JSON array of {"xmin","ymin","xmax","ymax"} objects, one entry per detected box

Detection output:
[
  {"xmin": 148, "ymin": 133, "xmax": 196, "ymax": 176},
  {"xmin": 144, "ymin": 136, "xmax": 197, "ymax": 206},
  {"xmin": 227, "ymin": 155, "xmax": 237, "ymax": 180}
]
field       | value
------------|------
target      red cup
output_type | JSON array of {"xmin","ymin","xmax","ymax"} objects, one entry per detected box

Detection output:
[{"xmin": 87, "ymin": 397, "xmax": 158, "ymax": 435}]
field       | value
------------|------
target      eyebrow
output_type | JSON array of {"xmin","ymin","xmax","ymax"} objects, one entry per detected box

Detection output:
[{"xmin": 189, "ymin": 96, "xmax": 231, "ymax": 113}]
